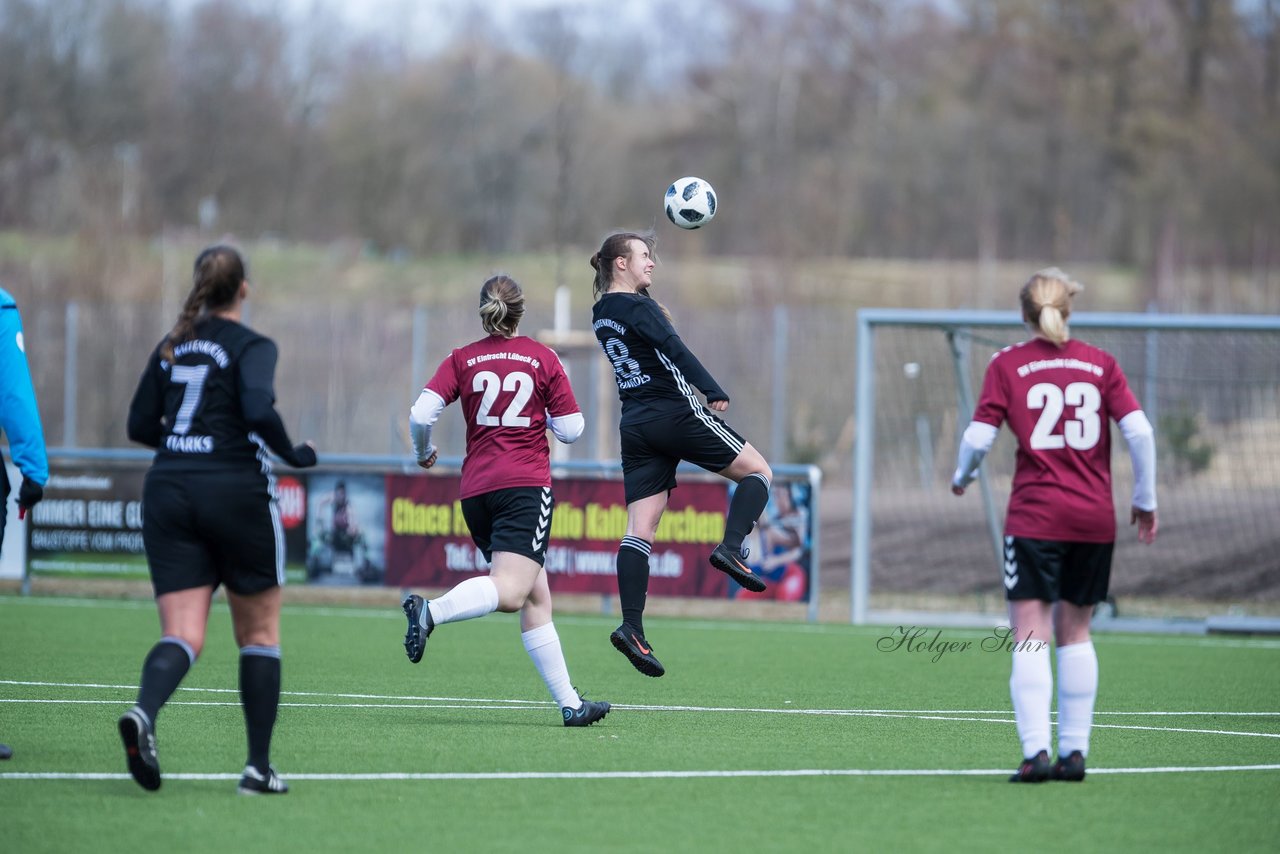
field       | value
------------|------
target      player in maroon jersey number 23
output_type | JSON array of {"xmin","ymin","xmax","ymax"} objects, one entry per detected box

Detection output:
[{"xmin": 951, "ymin": 267, "xmax": 1158, "ymax": 783}]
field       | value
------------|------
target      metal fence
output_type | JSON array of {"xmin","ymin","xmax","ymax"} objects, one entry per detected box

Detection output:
[
  {"xmin": 24, "ymin": 295, "xmax": 859, "ymax": 477},
  {"xmin": 16, "ymin": 296, "xmax": 1280, "ymax": 622}
]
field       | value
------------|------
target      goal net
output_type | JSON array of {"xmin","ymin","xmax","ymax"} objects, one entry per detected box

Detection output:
[{"xmin": 850, "ymin": 309, "xmax": 1280, "ymax": 624}]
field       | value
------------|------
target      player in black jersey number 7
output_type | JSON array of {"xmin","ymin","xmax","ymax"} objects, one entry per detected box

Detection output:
[
  {"xmin": 121, "ymin": 246, "xmax": 317, "ymax": 794},
  {"xmin": 590, "ymin": 231, "xmax": 773, "ymax": 677}
]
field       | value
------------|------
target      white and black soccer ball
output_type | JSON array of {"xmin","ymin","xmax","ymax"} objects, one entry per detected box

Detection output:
[{"xmin": 664, "ymin": 176, "xmax": 718, "ymax": 229}]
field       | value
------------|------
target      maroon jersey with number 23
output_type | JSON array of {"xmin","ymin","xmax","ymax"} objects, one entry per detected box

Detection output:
[{"xmin": 971, "ymin": 337, "xmax": 1141, "ymax": 542}]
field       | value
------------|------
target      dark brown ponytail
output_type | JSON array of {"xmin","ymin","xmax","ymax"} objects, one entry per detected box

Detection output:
[{"xmin": 161, "ymin": 245, "xmax": 246, "ymax": 361}]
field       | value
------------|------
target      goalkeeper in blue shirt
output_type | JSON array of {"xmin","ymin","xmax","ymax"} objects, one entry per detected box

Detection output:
[{"xmin": 0, "ymin": 286, "xmax": 49, "ymax": 761}]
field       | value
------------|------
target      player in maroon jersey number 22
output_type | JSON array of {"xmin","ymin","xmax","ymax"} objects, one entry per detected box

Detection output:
[
  {"xmin": 401, "ymin": 274, "xmax": 609, "ymax": 728},
  {"xmin": 951, "ymin": 268, "xmax": 1158, "ymax": 783}
]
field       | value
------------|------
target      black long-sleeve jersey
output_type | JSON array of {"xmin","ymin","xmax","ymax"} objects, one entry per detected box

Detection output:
[
  {"xmin": 127, "ymin": 316, "xmax": 315, "ymax": 471},
  {"xmin": 591, "ymin": 291, "xmax": 728, "ymax": 427}
]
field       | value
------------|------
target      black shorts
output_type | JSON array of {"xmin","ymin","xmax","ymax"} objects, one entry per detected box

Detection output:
[
  {"xmin": 1003, "ymin": 535, "xmax": 1114, "ymax": 606},
  {"xmin": 142, "ymin": 467, "xmax": 284, "ymax": 596},
  {"xmin": 460, "ymin": 486, "xmax": 554, "ymax": 567},
  {"xmin": 620, "ymin": 409, "xmax": 746, "ymax": 504}
]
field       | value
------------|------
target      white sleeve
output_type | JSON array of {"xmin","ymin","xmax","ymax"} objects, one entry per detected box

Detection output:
[
  {"xmin": 952, "ymin": 421, "xmax": 999, "ymax": 488},
  {"xmin": 548, "ymin": 411, "xmax": 585, "ymax": 444},
  {"xmin": 409, "ymin": 388, "xmax": 447, "ymax": 460},
  {"xmin": 1119, "ymin": 410, "xmax": 1157, "ymax": 511}
]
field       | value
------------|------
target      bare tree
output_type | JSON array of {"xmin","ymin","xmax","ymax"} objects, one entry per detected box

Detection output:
[
  {"xmin": 1167, "ymin": 0, "xmax": 1217, "ymax": 107},
  {"xmin": 0, "ymin": 0, "xmax": 1274, "ymax": 298}
]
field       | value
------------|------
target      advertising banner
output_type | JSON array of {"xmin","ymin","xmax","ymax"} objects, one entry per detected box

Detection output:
[
  {"xmin": 273, "ymin": 473, "xmax": 310, "ymax": 576},
  {"xmin": 304, "ymin": 472, "xmax": 386, "ymax": 586},
  {"xmin": 730, "ymin": 477, "xmax": 814, "ymax": 603},
  {"xmin": 385, "ymin": 474, "xmax": 734, "ymax": 597},
  {"xmin": 27, "ymin": 465, "xmax": 311, "ymax": 582},
  {"xmin": 27, "ymin": 467, "xmax": 147, "ymax": 578},
  {"xmin": 17, "ymin": 460, "xmax": 815, "ymax": 603}
]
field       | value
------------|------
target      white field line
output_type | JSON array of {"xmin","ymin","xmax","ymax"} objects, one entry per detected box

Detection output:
[
  {"xmin": 7, "ymin": 699, "xmax": 1274, "ymax": 740},
  {"xmin": 3, "ymin": 765, "xmax": 1279, "ymax": 783},
  {"xmin": 3, "ymin": 595, "xmax": 1280, "ymax": 648},
  {"xmin": 2, "ymin": 681, "xmax": 1279, "ymax": 739},
  {"xmin": 0, "ymin": 680, "xmax": 550, "ymax": 705},
  {"xmin": 5, "ymin": 679, "xmax": 1280, "ymax": 717}
]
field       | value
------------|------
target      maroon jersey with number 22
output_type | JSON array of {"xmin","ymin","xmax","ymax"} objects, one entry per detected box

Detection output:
[{"xmin": 425, "ymin": 334, "xmax": 581, "ymax": 499}]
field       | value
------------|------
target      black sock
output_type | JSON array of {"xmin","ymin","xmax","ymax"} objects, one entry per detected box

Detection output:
[
  {"xmin": 135, "ymin": 638, "xmax": 195, "ymax": 723},
  {"xmin": 617, "ymin": 536, "xmax": 652, "ymax": 635},
  {"xmin": 240, "ymin": 646, "xmax": 281, "ymax": 774},
  {"xmin": 723, "ymin": 473, "xmax": 770, "ymax": 552}
]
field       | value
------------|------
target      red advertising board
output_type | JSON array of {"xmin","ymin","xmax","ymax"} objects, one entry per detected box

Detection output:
[
  {"xmin": 385, "ymin": 474, "xmax": 732, "ymax": 597},
  {"xmin": 24, "ymin": 459, "xmax": 811, "ymax": 600}
]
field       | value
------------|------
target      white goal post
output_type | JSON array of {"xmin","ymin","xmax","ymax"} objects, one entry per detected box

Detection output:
[{"xmin": 850, "ymin": 309, "xmax": 1280, "ymax": 624}]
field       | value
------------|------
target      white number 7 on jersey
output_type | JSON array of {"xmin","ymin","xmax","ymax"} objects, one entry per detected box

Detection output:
[{"xmin": 170, "ymin": 364, "xmax": 210, "ymax": 436}]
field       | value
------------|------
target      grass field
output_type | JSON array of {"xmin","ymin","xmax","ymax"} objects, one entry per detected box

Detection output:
[{"xmin": 1, "ymin": 594, "xmax": 1278, "ymax": 853}]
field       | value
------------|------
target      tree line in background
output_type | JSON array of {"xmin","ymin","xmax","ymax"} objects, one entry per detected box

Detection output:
[{"xmin": 1, "ymin": 0, "xmax": 1277, "ymax": 307}]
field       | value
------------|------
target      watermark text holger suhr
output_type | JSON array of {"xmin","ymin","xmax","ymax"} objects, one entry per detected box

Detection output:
[{"xmin": 876, "ymin": 625, "xmax": 1049, "ymax": 663}]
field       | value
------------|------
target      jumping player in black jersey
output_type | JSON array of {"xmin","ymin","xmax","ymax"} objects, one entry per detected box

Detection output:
[
  {"xmin": 120, "ymin": 245, "xmax": 317, "ymax": 795},
  {"xmin": 590, "ymin": 231, "xmax": 773, "ymax": 677}
]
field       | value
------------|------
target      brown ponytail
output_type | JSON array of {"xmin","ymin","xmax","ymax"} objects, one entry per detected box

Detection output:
[{"xmin": 161, "ymin": 245, "xmax": 246, "ymax": 361}]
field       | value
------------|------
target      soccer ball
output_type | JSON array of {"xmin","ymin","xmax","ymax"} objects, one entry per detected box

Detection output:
[{"xmin": 664, "ymin": 176, "xmax": 718, "ymax": 229}]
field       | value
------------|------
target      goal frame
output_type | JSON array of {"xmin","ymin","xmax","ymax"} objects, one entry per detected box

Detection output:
[{"xmin": 850, "ymin": 308, "xmax": 1280, "ymax": 624}]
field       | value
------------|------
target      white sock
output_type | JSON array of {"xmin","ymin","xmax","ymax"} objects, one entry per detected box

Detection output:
[
  {"xmin": 522, "ymin": 622, "xmax": 579, "ymax": 710},
  {"xmin": 1056, "ymin": 641, "xmax": 1098, "ymax": 758},
  {"xmin": 425, "ymin": 576, "xmax": 499, "ymax": 627},
  {"xmin": 1010, "ymin": 645, "xmax": 1053, "ymax": 759}
]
